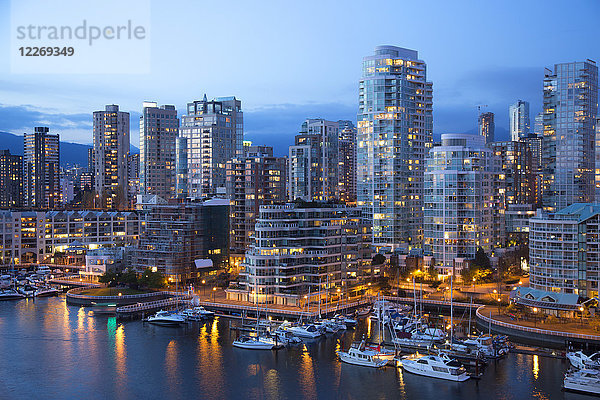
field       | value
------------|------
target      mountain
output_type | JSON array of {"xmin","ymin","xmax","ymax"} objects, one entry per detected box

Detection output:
[{"xmin": 0, "ymin": 131, "xmax": 139, "ymax": 167}]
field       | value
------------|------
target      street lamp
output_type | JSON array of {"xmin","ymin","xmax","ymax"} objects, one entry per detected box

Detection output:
[
  {"xmin": 580, "ymin": 306, "xmax": 585, "ymax": 326},
  {"xmin": 533, "ymin": 307, "xmax": 538, "ymax": 328},
  {"xmin": 202, "ymin": 279, "xmax": 206, "ymax": 296},
  {"xmin": 212, "ymin": 286, "xmax": 217, "ymax": 302}
]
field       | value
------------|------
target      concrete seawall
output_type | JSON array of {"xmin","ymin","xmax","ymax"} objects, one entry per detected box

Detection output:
[{"xmin": 66, "ymin": 288, "xmax": 168, "ymax": 306}]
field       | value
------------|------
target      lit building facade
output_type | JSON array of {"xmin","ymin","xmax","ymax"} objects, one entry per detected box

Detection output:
[
  {"xmin": 478, "ymin": 112, "xmax": 495, "ymax": 145},
  {"xmin": 178, "ymin": 96, "xmax": 243, "ymax": 198},
  {"xmin": 93, "ymin": 105, "xmax": 130, "ymax": 209},
  {"xmin": 232, "ymin": 203, "xmax": 371, "ymax": 306},
  {"xmin": 424, "ymin": 134, "xmax": 496, "ymax": 275},
  {"xmin": 288, "ymin": 119, "xmax": 340, "ymax": 202},
  {"xmin": 542, "ymin": 61, "xmax": 598, "ymax": 210},
  {"xmin": 491, "ymin": 141, "xmax": 534, "ymax": 207},
  {"xmin": 0, "ymin": 150, "xmax": 23, "ymax": 208},
  {"xmin": 357, "ymin": 45, "xmax": 433, "ymax": 250},
  {"xmin": 139, "ymin": 102, "xmax": 179, "ymax": 200},
  {"xmin": 226, "ymin": 145, "xmax": 287, "ymax": 255},
  {"xmin": 509, "ymin": 100, "xmax": 530, "ymax": 141},
  {"xmin": 132, "ymin": 199, "xmax": 229, "ymax": 282},
  {"xmin": 24, "ymin": 127, "xmax": 60, "ymax": 208},
  {"xmin": 0, "ymin": 210, "xmax": 140, "ymax": 264},
  {"xmin": 529, "ymin": 203, "xmax": 600, "ymax": 298},
  {"xmin": 338, "ymin": 121, "xmax": 357, "ymax": 204}
]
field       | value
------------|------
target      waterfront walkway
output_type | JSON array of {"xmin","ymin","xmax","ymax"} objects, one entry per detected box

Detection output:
[{"xmin": 477, "ymin": 305, "xmax": 600, "ymax": 342}]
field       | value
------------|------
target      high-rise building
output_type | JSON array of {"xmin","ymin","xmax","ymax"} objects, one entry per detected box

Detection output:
[
  {"xmin": 87, "ymin": 148, "xmax": 94, "ymax": 173},
  {"xmin": 226, "ymin": 144, "xmax": 287, "ymax": 255},
  {"xmin": 338, "ymin": 121, "xmax": 357, "ymax": 204},
  {"xmin": 288, "ymin": 119, "xmax": 339, "ymax": 202},
  {"xmin": 133, "ymin": 199, "xmax": 229, "ymax": 282},
  {"xmin": 542, "ymin": 61, "xmax": 598, "ymax": 210},
  {"xmin": 93, "ymin": 105, "xmax": 130, "ymax": 209},
  {"xmin": 479, "ymin": 112, "xmax": 495, "ymax": 144},
  {"xmin": 491, "ymin": 141, "xmax": 534, "ymax": 207},
  {"xmin": 357, "ymin": 45, "xmax": 433, "ymax": 250},
  {"xmin": 534, "ymin": 112, "xmax": 544, "ymax": 136},
  {"xmin": 127, "ymin": 153, "xmax": 140, "ymax": 207},
  {"xmin": 139, "ymin": 102, "xmax": 179, "ymax": 200},
  {"xmin": 24, "ymin": 127, "xmax": 60, "ymax": 208},
  {"xmin": 179, "ymin": 95, "xmax": 243, "ymax": 198},
  {"xmin": 0, "ymin": 150, "xmax": 23, "ymax": 208},
  {"xmin": 529, "ymin": 203, "xmax": 600, "ymax": 298},
  {"xmin": 509, "ymin": 100, "xmax": 530, "ymax": 141},
  {"xmin": 423, "ymin": 134, "xmax": 496, "ymax": 275},
  {"xmin": 596, "ymin": 119, "xmax": 600, "ymax": 200},
  {"xmin": 231, "ymin": 203, "xmax": 371, "ymax": 306}
]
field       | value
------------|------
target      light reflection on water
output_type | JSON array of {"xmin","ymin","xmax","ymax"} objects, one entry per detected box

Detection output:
[{"xmin": 0, "ymin": 297, "xmax": 578, "ymax": 400}]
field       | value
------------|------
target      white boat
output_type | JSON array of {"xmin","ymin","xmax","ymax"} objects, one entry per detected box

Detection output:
[
  {"xmin": 452, "ymin": 335, "xmax": 509, "ymax": 359},
  {"xmin": 337, "ymin": 342, "xmax": 388, "ymax": 368},
  {"xmin": 285, "ymin": 324, "xmax": 323, "ymax": 338},
  {"xmin": 564, "ymin": 369, "xmax": 600, "ymax": 395},
  {"xmin": 180, "ymin": 308, "xmax": 204, "ymax": 321},
  {"xmin": 17, "ymin": 285, "xmax": 36, "ymax": 298},
  {"xmin": 147, "ymin": 310, "xmax": 186, "ymax": 326},
  {"xmin": 410, "ymin": 328, "xmax": 446, "ymax": 342},
  {"xmin": 273, "ymin": 330, "xmax": 303, "ymax": 345},
  {"xmin": 363, "ymin": 343, "xmax": 396, "ymax": 361},
  {"xmin": 232, "ymin": 335, "xmax": 281, "ymax": 350},
  {"xmin": 0, "ymin": 288, "xmax": 26, "ymax": 300},
  {"xmin": 398, "ymin": 353, "xmax": 470, "ymax": 382},
  {"xmin": 334, "ymin": 314, "xmax": 357, "ymax": 327},
  {"xmin": 567, "ymin": 351, "xmax": 600, "ymax": 370},
  {"xmin": 191, "ymin": 306, "xmax": 215, "ymax": 318},
  {"xmin": 34, "ymin": 287, "xmax": 60, "ymax": 297},
  {"xmin": 393, "ymin": 316, "xmax": 423, "ymax": 333}
]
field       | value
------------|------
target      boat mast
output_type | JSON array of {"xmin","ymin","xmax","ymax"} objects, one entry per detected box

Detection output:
[
  {"xmin": 412, "ymin": 275, "xmax": 417, "ymax": 317},
  {"xmin": 450, "ymin": 273, "xmax": 453, "ymax": 343}
]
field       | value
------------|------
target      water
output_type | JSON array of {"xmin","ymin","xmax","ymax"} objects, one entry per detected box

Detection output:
[{"xmin": 0, "ymin": 297, "xmax": 591, "ymax": 400}]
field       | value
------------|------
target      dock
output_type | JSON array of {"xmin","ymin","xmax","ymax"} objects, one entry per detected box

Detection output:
[{"xmin": 116, "ymin": 293, "xmax": 193, "ymax": 319}]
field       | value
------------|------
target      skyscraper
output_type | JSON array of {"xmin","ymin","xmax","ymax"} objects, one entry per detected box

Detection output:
[
  {"xmin": 24, "ymin": 127, "xmax": 60, "ymax": 208},
  {"xmin": 423, "ymin": 134, "xmax": 496, "ymax": 275},
  {"xmin": 288, "ymin": 118, "xmax": 339, "ymax": 202},
  {"xmin": 0, "ymin": 150, "xmax": 23, "ymax": 208},
  {"xmin": 179, "ymin": 95, "xmax": 243, "ymax": 198},
  {"xmin": 509, "ymin": 100, "xmax": 530, "ymax": 141},
  {"xmin": 93, "ymin": 105, "xmax": 130, "ymax": 209},
  {"xmin": 357, "ymin": 45, "xmax": 433, "ymax": 250},
  {"xmin": 542, "ymin": 61, "xmax": 598, "ymax": 210},
  {"xmin": 139, "ymin": 102, "xmax": 179, "ymax": 200},
  {"xmin": 479, "ymin": 112, "xmax": 495, "ymax": 144},
  {"xmin": 226, "ymin": 144, "xmax": 287, "ymax": 255},
  {"xmin": 338, "ymin": 121, "xmax": 357, "ymax": 204}
]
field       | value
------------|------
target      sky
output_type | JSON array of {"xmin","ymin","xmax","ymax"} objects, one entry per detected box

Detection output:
[{"xmin": 0, "ymin": 0, "xmax": 599, "ymax": 155}]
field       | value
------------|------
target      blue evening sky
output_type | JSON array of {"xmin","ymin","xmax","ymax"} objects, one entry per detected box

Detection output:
[{"xmin": 0, "ymin": 0, "xmax": 598, "ymax": 155}]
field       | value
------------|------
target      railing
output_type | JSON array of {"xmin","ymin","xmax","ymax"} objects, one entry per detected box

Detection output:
[
  {"xmin": 383, "ymin": 295, "xmax": 481, "ymax": 309},
  {"xmin": 476, "ymin": 306, "xmax": 600, "ymax": 341},
  {"xmin": 51, "ymin": 278, "xmax": 101, "ymax": 288},
  {"xmin": 116, "ymin": 295, "xmax": 193, "ymax": 314},
  {"xmin": 66, "ymin": 288, "xmax": 166, "ymax": 300}
]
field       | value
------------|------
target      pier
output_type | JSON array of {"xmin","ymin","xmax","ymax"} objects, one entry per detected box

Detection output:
[{"xmin": 116, "ymin": 293, "xmax": 194, "ymax": 319}]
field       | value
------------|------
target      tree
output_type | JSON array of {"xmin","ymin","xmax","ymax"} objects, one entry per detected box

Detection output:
[
  {"xmin": 372, "ymin": 254, "xmax": 386, "ymax": 266},
  {"xmin": 473, "ymin": 247, "xmax": 491, "ymax": 269},
  {"xmin": 98, "ymin": 271, "xmax": 119, "ymax": 286},
  {"xmin": 120, "ymin": 269, "xmax": 139, "ymax": 288},
  {"xmin": 138, "ymin": 268, "xmax": 166, "ymax": 289}
]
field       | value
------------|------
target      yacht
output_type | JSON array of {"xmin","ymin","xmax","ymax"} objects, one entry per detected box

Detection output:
[
  {"xmin": 17, "ymin": 285, "xmax": 37, "ymax": 298},
  {"xmin": 285, "ymin": 323, "xmax": 323, "ymax": 338},
  {"xmin": 411, "ymin": 328, "xmax": 446, "ymax": 342},
  {"xmin": 398, "ymin": 353, "xmax": 470, "ymax": 382},
  {"xmin": 567, "ymin": 351, "xmax": 600, "ymax": 370},
  {"xmin": 337, "ymin": 342, "xmax": 389, "ymax": 368},
  {"xmin": 232, "ymin": 335, "xmax": 282, "ymax": 350},
  {"xmin": 393, "ymin": 316, "xmax": 423, "ymax": 334},
  {"xmin": 191, "ymin": 306, "xmax": 215, "ymax": 318},
  {"xmin": 363, "ymin": 343, "xmax": 396, "ymax": 361},
  {"xmin": 452, "ymin": 335, "xmax": 509, "ymax": 359},
  {"xmin": 564, "ymin": 369, "xmax": 600, "ymax": 395},
  {"xmin": 334, "ymin": 314, "xmax": 356, "ymax": 328},
  {"xmin": 0, "ymin": 288, "xmax": 26, "ymax": 300},
  {"xmin": 34, "ymin": 287, "xmax": 60, "ymax": 297},
  {"xmin": 147, "ymin": 310, "xmax": 186, "ymax": 326},
  {"xmin": 180, "ymin": 308, "xmax": 204, "ymax": 321},
  {"xmin": 273, "ymin": 329, "xmax": 302, "ymax": 345}
]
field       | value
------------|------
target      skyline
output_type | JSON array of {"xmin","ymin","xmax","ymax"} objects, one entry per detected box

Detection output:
[{"xmin": 0, "ymin": 0, "xmax": 599, "ymax": 155}]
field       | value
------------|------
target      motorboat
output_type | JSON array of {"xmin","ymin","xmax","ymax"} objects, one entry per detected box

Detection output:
[
  {"xmin": 334, "ymin": 314, "xmax": 356, "ymax": 328},
  {"xmin": 398, "ymin": 353, "xmax": 470, "ymax": 382},
  {"xmin": 393, "ymin": 316, "xmax": 423, "ymax": 334},
  {"xmin": 285, "ymin": 324, "xmax": 323, "ymax": 339},
  {"xmin": 356, "ymin": 307, "xmax": 372, "ymax": 318},
  {"xmin": 319, "ymin": 318, "xmax": 346, "ymax": 333},
  {"xmin": 180, "ymin": 308, "xmax": 204, "ymax": 321},
  {"xmin": 567, "ymin": 351, "xmax": 600, "ymax": 370},
  {"xmin": 232, "ymin": 335, "xmax": 282, "ymax": 350},
  {"xmin": 410, "ymin": 328, "xmax": 446, "ymax": 342},
  {"xmin": 363, "ymin": 342, "xmax": 396, "ymax": 361},
  {"xmin": 17, "ymin": 285, "xmax": 37, "ymax": 298},
  {"xmin": 273, "ymin": 329, "xmax": 303, "ymax": 345},
  {"xmin": 191, "ymin": 306, "xmax": 215, "ymax": 318},
  {"xmin": 0, "ymin": 288, "xmax": 26, "ymax": 300},
  {"xmin": 34, "ymin": 287, "xmax": 60, "ymax": 297},
  {"xmin": 337, "ymin": 342, "xmax": 388, "ymax": 368},
  {"xmin": 392, "ymin": 336, "xmax": 434, "ymax": 351},
  {"xmin": 564, "ymin": 368, "xmax": 600, "ymax": 395},
  {"xmin": 147, "ymin": 310, "xmax": 186, "ymax": 326},
  {"xmin": 452, "ymin": 335, "xmax": 509, "ymax": 359}
]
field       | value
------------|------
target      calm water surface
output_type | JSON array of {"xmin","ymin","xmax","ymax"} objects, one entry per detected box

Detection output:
[{"xmin": 0, "ymin": 297, "xmax": 592, "ymax": 400}]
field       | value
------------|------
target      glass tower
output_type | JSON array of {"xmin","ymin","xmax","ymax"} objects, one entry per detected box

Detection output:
[
  {"xmin": 357, "ymin": 45, "xmax": 433, "ymax": 250},
  {"xmin": 542, "ymin": 61, "xmax": 598, "ymax": 210},
  {"xmin": 509, "ymin": 100, "xmax": 530, "ymax": 141}
]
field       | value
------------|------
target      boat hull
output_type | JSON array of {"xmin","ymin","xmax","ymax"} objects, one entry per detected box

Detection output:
[
  {"xmin": 564, "ymin": 380, "xmax": 600, "ymax": 395},
  {"xmin": 337, "ymin": 352, "xmax": 387, "ymax": 368},
  {"xmin": 399, "ymin": 360, "xmax": 470, "ymax": 382},
  {"xmin": 232, "ymin": 341, "xmax": 275, "ymax": 350},
  {"xmin": 147, "ymin": 319, "xmax": 185, "ymax": 326}
]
